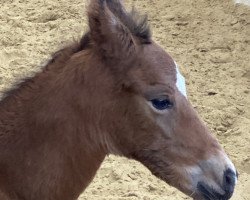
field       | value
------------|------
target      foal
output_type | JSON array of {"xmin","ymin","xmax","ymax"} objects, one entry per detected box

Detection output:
[{"xmin": 0, "ymin": 0, "xmax": 237, "ymax": 199}]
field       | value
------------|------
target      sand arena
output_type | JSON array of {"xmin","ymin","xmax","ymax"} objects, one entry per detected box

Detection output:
[{"xmin": 0, "ymin": 0, "xmax": 249, "ymax": 199}]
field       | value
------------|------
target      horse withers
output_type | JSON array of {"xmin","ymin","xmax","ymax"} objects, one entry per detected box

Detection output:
[{"xmin": 0, "ymin": 0, "xmax": 237, "ymax": 199}]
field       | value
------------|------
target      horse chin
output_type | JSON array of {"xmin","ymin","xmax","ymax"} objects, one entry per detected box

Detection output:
[
  {"xmin": 191, "ymin": 192, "xmax": 219, "ymax": 200},
  {"xmin": 192, "ymin": 195, "xmax": 206, "ymax": 200},
  {"xmin": 181, "ymin": 190, "xmax": 209, "ymax": 200}
]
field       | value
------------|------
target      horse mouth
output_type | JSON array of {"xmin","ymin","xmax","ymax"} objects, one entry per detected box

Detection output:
[{"xmin": 197, "ymin": 182, "xmax": 234, "ymax": 200}]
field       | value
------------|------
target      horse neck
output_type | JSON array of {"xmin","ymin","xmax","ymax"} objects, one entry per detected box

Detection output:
[{"xmin": 0, "ymin": 55, "xmax": 107, "ymax": 194}]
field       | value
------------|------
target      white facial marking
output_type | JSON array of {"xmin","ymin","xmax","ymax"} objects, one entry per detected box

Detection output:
[{"xmin": 175, "ymin": 61, "xmax": 187, "ymax": 98}]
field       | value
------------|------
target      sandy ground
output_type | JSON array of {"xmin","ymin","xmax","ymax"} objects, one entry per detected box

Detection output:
[{"xmin": 0, "ymin": 0, "xmax": 249, "ymax": 199}]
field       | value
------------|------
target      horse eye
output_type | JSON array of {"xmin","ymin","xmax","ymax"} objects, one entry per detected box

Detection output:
[{"xmin": 150, "ymin": 98, "xmax": 174, "ymax": 110}]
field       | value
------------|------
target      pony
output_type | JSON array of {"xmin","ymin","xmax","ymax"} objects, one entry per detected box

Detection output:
[{"xmin": 0, "ymin": 0, "xmax": 237, "ymax": 199}]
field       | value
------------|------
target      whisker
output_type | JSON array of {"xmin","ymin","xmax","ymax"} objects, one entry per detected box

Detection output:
[{"xmin": 189, "ymin": 190, "xmax": 196, "ymax": 197}]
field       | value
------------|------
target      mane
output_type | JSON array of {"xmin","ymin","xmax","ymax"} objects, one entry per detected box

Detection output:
[
  {"xmin": 111, "ymin": 8, "xmax": 151, "ymax": 44},
  {"xmin": 0, "ymin": 42, "xmax": 80, "ymax": 103},
  {"xmin": 79, "ymin": 1, "xmax": 151, "ymax": 52},
  {"xmin": 106, "ymin": 1, "xmax": 151, "ymax": 44},
  {"xmin": 0, "ymin": 0, "xmax": 151, "ymax": 102}
]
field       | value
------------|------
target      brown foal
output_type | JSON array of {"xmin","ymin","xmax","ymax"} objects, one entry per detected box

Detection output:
[{"xmin": 0, "ymin": 0, "xmax": 237, "ymax": 199}]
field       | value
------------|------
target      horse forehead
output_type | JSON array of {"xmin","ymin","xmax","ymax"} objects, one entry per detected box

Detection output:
[
  {"xmin": 140, "ymin": 44, "xmax": 176, "ymax": 84},
  {"xmin": 142, "ymin": 44, "xmax": 176, "ymax": 73}
]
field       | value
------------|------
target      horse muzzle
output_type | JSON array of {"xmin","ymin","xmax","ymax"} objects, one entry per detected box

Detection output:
[
  {"xmin": 183, "ymin": 151, "xmax": 238, "ymax": 200},
  {"xmin": 197, "ymin": 168, "xmax": 237, "ymax": 200}
]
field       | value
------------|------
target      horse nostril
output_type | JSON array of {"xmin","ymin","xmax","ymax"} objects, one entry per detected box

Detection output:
[
  {"xmin": 224, "ymin": 168, "xmax": 236, "ymax": 186},
  {"xmin": 197, "ymin": 169, "xmax": 237, "ymax": 200},
  {"xmin": 226, "ymin": 173, "xmax": 233, "ymax": 185},
  {"xmin": 223, "ymin": 168, "xmax": 237, "ymax": 199}
]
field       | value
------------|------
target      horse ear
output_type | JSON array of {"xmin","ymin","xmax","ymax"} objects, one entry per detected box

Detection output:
[{"xmin": 87, "ymin": 0, "xmax": 136, "ymax": 61}]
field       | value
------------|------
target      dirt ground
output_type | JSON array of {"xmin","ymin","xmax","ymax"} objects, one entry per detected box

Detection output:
[{"xmin": 0, "ymin": 0, "xmax": 249, "ymax": 199}]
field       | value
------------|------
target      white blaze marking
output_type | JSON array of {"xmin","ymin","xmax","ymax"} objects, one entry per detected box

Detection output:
[{"xmin": 175, "ymin": 61, "xmax": 187, "ymax": 98}]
